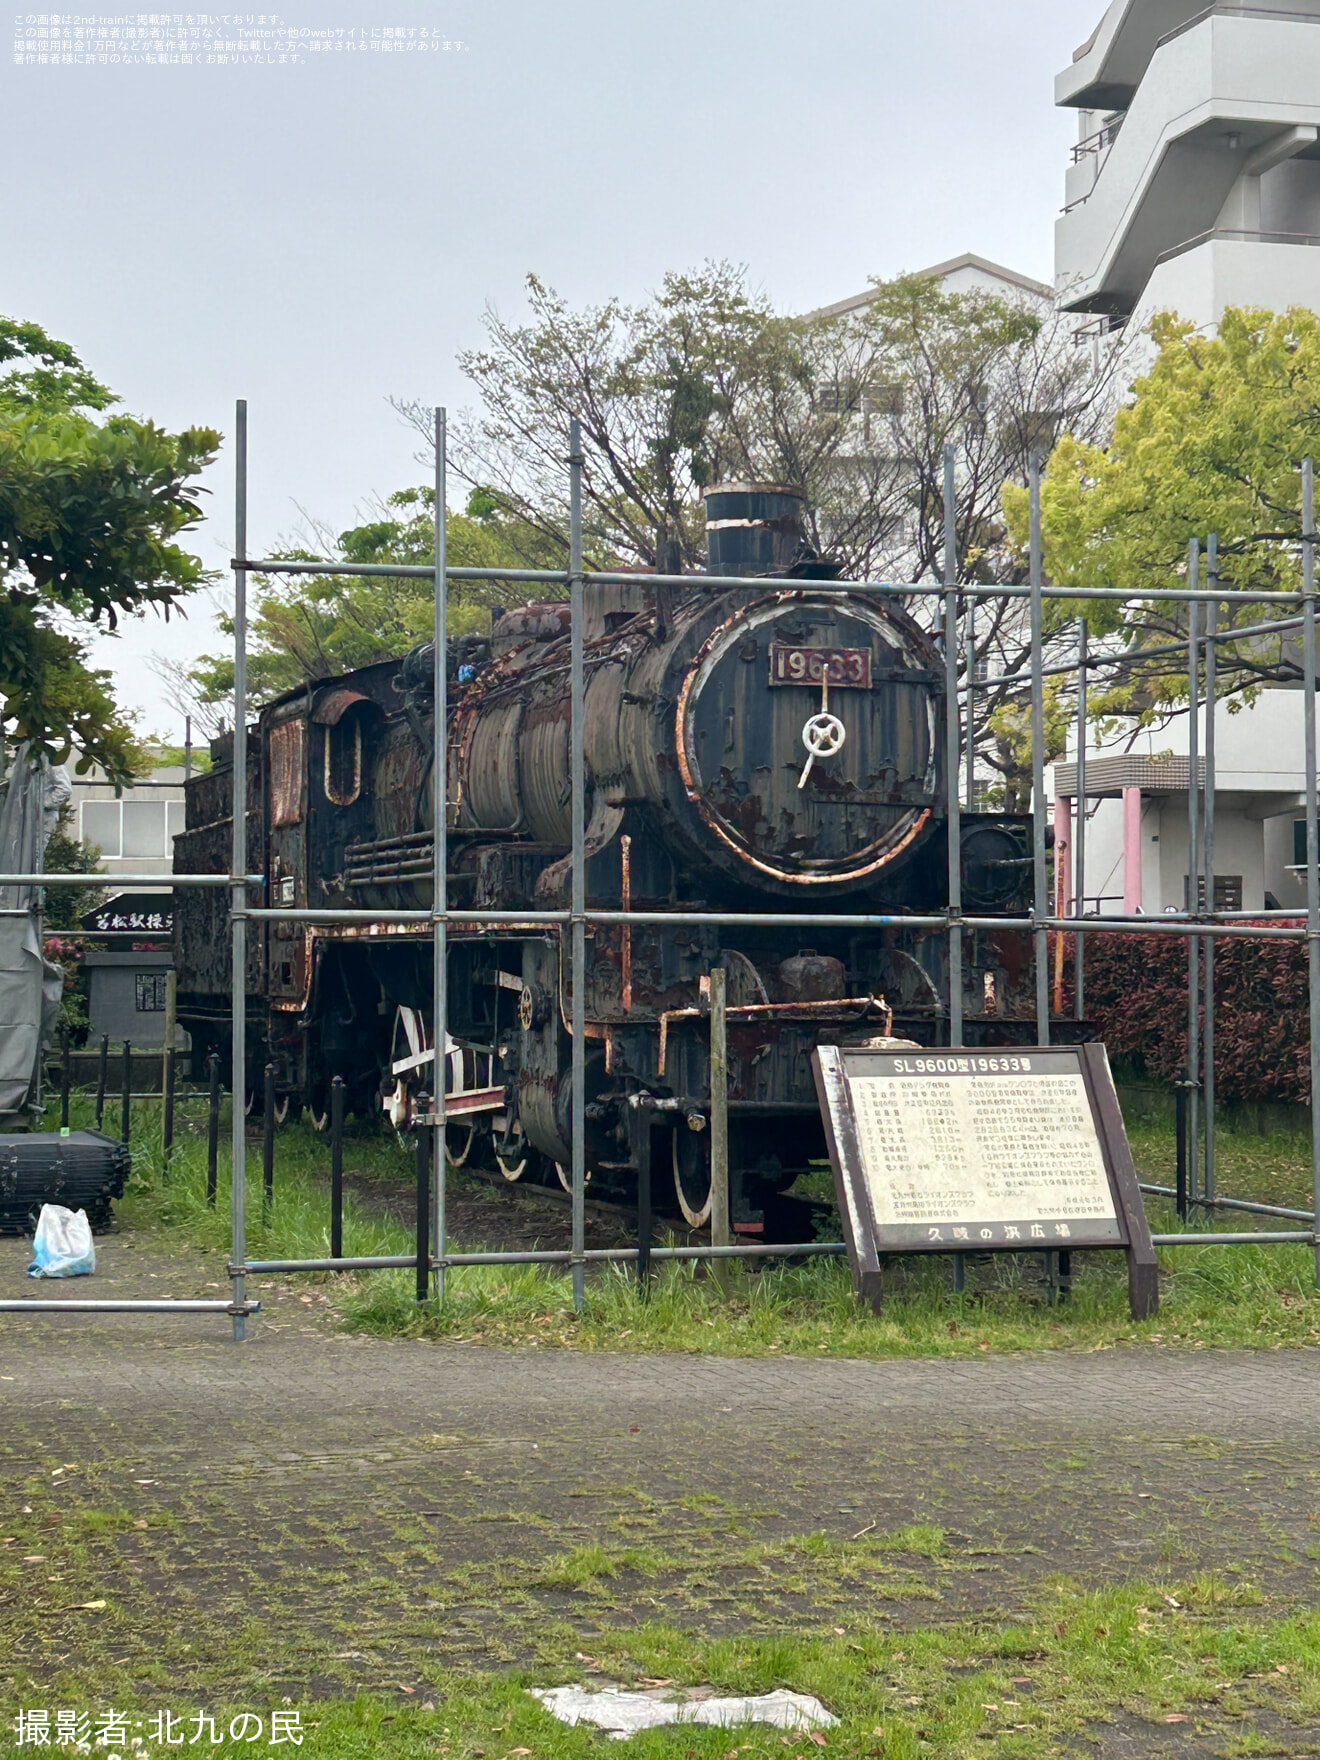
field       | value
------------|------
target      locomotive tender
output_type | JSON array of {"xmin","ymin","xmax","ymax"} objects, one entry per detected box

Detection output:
[{"xmin": 175, "ymin": 484, "xmax": 1042, "ymax": 1230}]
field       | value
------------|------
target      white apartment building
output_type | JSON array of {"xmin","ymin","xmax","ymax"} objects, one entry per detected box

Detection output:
[
  {"xmin": 1052, "ymin": 694, "xmax": 1308, "ymax": 916},
  {"xmin": 1055, "ymin": 0, "xmax": 1320, "ymax": 334},
  {"xmin": 814, "ymin": 252, "xmax": 1053, "ymax": 318},
  {"xmin": 1049, "ymin": 2, "xmax": 1320, "ymax": 914}
]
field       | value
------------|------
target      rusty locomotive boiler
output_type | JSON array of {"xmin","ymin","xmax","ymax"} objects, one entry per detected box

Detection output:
[{"xmin": 175, "ymin": 483, "xmax": 1045, "ymax": 1230}]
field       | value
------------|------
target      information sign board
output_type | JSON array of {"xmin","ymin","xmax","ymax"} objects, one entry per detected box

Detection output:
[{"xmin": 812, "ymin": 1042, "xmax": 1158, "ymax": 1319}]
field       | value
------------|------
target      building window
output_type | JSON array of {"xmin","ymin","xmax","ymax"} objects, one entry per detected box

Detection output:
[
  {"xmin": 135, "ymin": 973, "xmax": 168, "ymax": 1012},
  {"xmin": 122, "ymin": 800, "xmax": 166, "ymax": 858},
  {"xmin": 324, "ymin": 715, "xmax": 362, "ymax": 807},
  {"xmin": 79, "ymin": 797, "xmax": 184, "ymax": 859},
  {"xmin": 80, "ymin": 801, "xmax": 122, "ymax": 858}
]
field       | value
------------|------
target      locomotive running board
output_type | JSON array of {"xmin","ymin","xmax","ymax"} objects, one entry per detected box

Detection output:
[{"xmin": 445, "ymin": 1087, "xmax": 505, "ymax": 1117}]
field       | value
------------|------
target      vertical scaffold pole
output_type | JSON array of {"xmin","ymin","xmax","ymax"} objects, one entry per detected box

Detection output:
[
  {"xmin": 943, "ymin": 445, "xmax": 963, "ymax": 1047},
  {"xmin": 965, "ymin": 594, "xmax": 976, "ymax": 811},
  {"xmin": 1203, "ymin": 536, "xmax": 1218, "ymax": 1204},
  {"xmin": 1186, "ymin": 542, "xmax": 1201, "ymax": 1208},
  {"xmin": 1028, "ymin": 455, "xmax": 1049, "ymax": 1047},
  {"xmin": 1301, "ymin": 458, "xmax": 1320, "ymax": 1286},
  {"xmin": 231, "ymin": 398, "xmax": 249, "ymax": 1343},
  {"xmin": 432, "ymin": 408, "xmax": 448, "ymax": 1303},
  {"xmin": 1074, "ymin": 619, "xmax": 1088, "ymax": 1020},
  {"xmin": 569, "ymin": 420, "xmax": 587, "ymax": 1314}
]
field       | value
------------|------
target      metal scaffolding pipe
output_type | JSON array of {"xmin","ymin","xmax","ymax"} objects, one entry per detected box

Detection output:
[
  {"xmin": 230, "ymin": 400, "xmax": 249, "ymax": 1345},
  {"xmin": 1187, "ymin": 547, "xmax": 1201, "ymax": 1207},
  {"xmin": 432, "ymin": 407, "xmax": 448, "ymax": 1302},
  {"xmin": 1140, "ymin": 1183, "xmax": 1315, "ymax": 1223},
  {"xmin": 569, "ymin": 420, "xmax": 587, "ymax": 1313},
  {"xmin": 1029, "ymin": 456, "xmax": 1049, "ymax": 1047},
  {"xmin": 944, "ymin": 444, "xmax": 963, "ymax": 1047},
  {"xmin": 0, "ymin": 1300, "xmax": 262, "ymax": 1314},
  {"xmin": 232, "ymin": 553, "xmax": 1304, "ymax": 604},
  {"xmin": 1151, "ymin": 1232, "xmax": 1315, "ymax": 1247},
  {"xmin": 1304, "ymin": 457, "xmax": 1320, "ymax": 1288}
]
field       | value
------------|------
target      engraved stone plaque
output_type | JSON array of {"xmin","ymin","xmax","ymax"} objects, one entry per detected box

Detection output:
[{"xmin": 812, "ymin": 1042, "xmax": 1158, "ymax": 1319}]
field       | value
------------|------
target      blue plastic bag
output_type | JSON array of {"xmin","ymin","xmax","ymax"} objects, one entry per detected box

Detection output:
[{"xmin": 27, "ymin": 1203, "xmax": 96, "ymax": 1278}]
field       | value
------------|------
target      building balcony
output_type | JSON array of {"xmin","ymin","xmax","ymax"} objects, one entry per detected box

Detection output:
[{"xmin": 1055, "ymin": 8, "xmax": 1320, "ymax": 315}]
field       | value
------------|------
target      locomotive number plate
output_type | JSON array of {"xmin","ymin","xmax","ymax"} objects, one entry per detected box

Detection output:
[{"xmin": 769, "ymin": 645, "xmax": 872, "ymax": 688}]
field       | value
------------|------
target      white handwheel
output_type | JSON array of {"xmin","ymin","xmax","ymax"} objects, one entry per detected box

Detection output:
[{"xmin": 802, "ymin": 711, "xmax": 846, "ymax": 759}]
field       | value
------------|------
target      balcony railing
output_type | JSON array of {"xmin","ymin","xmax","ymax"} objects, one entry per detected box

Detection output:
[
  {"xmin": 1154, "ymin": 227, "xmax": 1320, "ymax": 265},
  {"xmin": 1071, "ymin": 117, "xmax": 1125, "ymax": 163}
]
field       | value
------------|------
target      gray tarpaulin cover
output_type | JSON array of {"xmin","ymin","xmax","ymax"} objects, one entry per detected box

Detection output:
[{"xmin": 0, "ymin": 746, "xmax": 69, "ymax": 1118}]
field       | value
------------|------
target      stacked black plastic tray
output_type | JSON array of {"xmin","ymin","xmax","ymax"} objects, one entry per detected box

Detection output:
[{"xmin": 0, "ymin": 1131, "xmax": 131, "ymax": 1235}]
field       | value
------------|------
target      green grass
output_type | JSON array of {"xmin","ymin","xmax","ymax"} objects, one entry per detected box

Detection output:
[
  {"xmin": 38, "ymin": 1086, "xmax": 1320, "ymax": 1359},
  {"xmin": 3, "ymin": 1578, "xmax": 1320, "ymax": 1758}
]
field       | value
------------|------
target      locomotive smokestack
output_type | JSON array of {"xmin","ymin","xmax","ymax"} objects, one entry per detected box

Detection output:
[{"xmin": 702, "ymin": 482, "xmax": 808, "ymax": 578}]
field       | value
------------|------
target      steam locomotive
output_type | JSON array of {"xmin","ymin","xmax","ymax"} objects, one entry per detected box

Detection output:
[{"xmin": 174, "ymin": 484, "xmax": 1045, "ymax": 1230}]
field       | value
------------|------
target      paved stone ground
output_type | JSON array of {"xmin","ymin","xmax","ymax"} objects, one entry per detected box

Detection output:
[{"xmin": 3, "ymin": 1235, "xmax": 1320, "ymax": 1753}]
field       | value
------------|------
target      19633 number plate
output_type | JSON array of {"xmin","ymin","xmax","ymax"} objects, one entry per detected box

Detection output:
[{"xmin": 769, "ymin": 645, "xmax": 872, "ymax": 688}]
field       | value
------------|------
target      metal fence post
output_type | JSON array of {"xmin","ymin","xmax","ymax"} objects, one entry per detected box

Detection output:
[
  {"xmin": 1186, "ymin": 542, "xmax": 1201, "ymax": 1207},
  {"xmin": 330, "ymin": 1074, "xmax": 345, "ymax": 1261},
  {"xmin": 415, "ymin": 1093, "xmax": 431, "ymax": 1305},
  {"xmin": 161, "ymin": 968, "xmax": 176, "ymax": 1142},
  {"xmin": 231, "ymin": 398, "xmax": 249, "ymax": 1342},
  {"xmin": 1301, "ymin": 458, "xmax": 1320, "ymax": 1286},
  {"xmin": 943, "ymin": 445, "xmax": 963, "ymax": 1047},
  {"xmin": 120, "ymin": 1040, "xmax": 132, "ymax": 1144},
  {"xmin": 1028, "ymin": 455, "xmax": 1049, "ymax": 1047},
  {"xmin": 636, "ymin": 1112, "xmax": 652, "ymax": 1291},
  {"xmin": 262, "ymin": 1061, "xmax": 275, "ymax": 1222},
  {"xmin": 95, "ymin": 1032, "xmax": 108, "ymax": 1129},
  {"xmin": 432, "ymin": 407, "xmax": 448, "ymax": 1303},
  {"xmin": 1074, "ymin": 618, "xmax": 1088, "ymax": 1018},
  {"xmin": 569, "ymin": 419, "xmax": 587, "ymax": 1313},
  {"xmin": 709, "ymin": 965, "xmax": 730, "ymax": 1263},
  {"xmin": 59, "ymin": 1025, "xmax": 70, "ymax": 1131},
  {"xmin": 1203, "ymin": 535, "xmax": 1218, "ymax": 1203},
  {"xmin": 162, "ymin": 1044, "xmax": 175, "ymax": 1168},
  {"xmin": 206, "ymin": 1050, "xmax": 220, "ymax": 1206}
]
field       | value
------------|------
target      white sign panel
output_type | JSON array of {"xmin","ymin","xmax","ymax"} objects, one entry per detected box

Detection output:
[{"xmin": 817, "ymin": 1047, "xmax": 1126, "ymax": 1252}]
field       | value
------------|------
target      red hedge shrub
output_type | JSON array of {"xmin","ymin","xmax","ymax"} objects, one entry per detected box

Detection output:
[{"xmin": 1072, "ymin": 925, "xmax": 1312, "ymax": 1106}]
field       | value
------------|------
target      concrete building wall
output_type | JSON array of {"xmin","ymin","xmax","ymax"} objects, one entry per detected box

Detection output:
[
  {"xmin": 71, "ymin": 766, "xmax": 187, "ymax": 882},
  {"xmin": 1054, "ymin": 686, "xmax": 1306, "ymax": 915},
  {"xmin": 1056, "ymin": 3, "xmax": 1320, "ymax": 331}
]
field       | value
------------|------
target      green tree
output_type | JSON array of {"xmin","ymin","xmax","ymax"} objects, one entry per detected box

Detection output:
[
  {"xmin": 396, "ymin": 262, "xmax": 1129, "ymax": 810},
  {"xmin": 0, "ymin": 316, "xmax": 220, "ymax": 785},
  {"xmin": 187, "ymin": 486, "xmax": 562, "ymax": 710},
  {"xmin": 1004, "ymin": 306, "xmax": 1320, "ymax": 734},
  {"xmin": 400, "ymin": 263, "xmax": 1127, "ymax": 587}
]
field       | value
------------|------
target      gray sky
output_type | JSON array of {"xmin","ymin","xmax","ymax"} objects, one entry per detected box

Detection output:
[{"xmin": 6, "ymin": 0, "xmax": 1101, "ymax": 738}]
